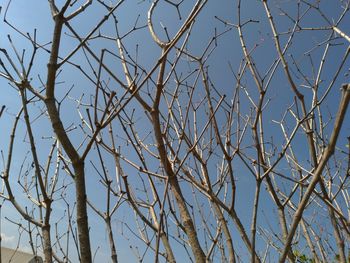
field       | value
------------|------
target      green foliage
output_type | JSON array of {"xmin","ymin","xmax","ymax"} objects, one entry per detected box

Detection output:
[
  {"xmin": 293, "ymin": 250, "xmax": 314, "ymax": 263},
  {"xmin": 293, "ymin": 251, "xmax": 350, "ymax": 263}
]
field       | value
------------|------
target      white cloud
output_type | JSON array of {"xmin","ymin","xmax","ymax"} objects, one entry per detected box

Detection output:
[
  {"xmin": 20, "ymin": 245, "xmax": 33, "ymax": 253},
  {"xmin": 1, "ymin": 232, "xmax": 16, "ymax": 247}
]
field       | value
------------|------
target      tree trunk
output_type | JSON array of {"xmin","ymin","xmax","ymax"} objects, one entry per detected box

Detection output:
[
  {"xmin": 42, "ymin": 224, "xmax": 53, "ymax": 263},
  {"xmin": 151, "ymin": 110, "xmax": 206, "ymax": 262},
  {"xmin": 106, "ymin": 216, "xmax": 118, "ymax": 263},
  {"xmin": 74, "ymin": 161, "xmax": 92, "ymax": 263},
  {"xmin": 45, "ymin": 14, "xmax": 92, "ymax": 263}
]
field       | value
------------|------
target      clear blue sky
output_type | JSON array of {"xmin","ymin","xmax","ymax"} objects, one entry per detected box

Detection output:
[{"xmin": 1, "ymin": 1, "xmax": 349, "ymax": 262}]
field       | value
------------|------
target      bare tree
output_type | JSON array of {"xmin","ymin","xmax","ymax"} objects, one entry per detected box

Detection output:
[{"xmin": 1, "ymin": 0, "xmax": 350, "ymax": 262}]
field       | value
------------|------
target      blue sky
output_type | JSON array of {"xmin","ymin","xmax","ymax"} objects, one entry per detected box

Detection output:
[{"xmin": 1, "ymin": 0, "xmax": 350, "ymax": 262}]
